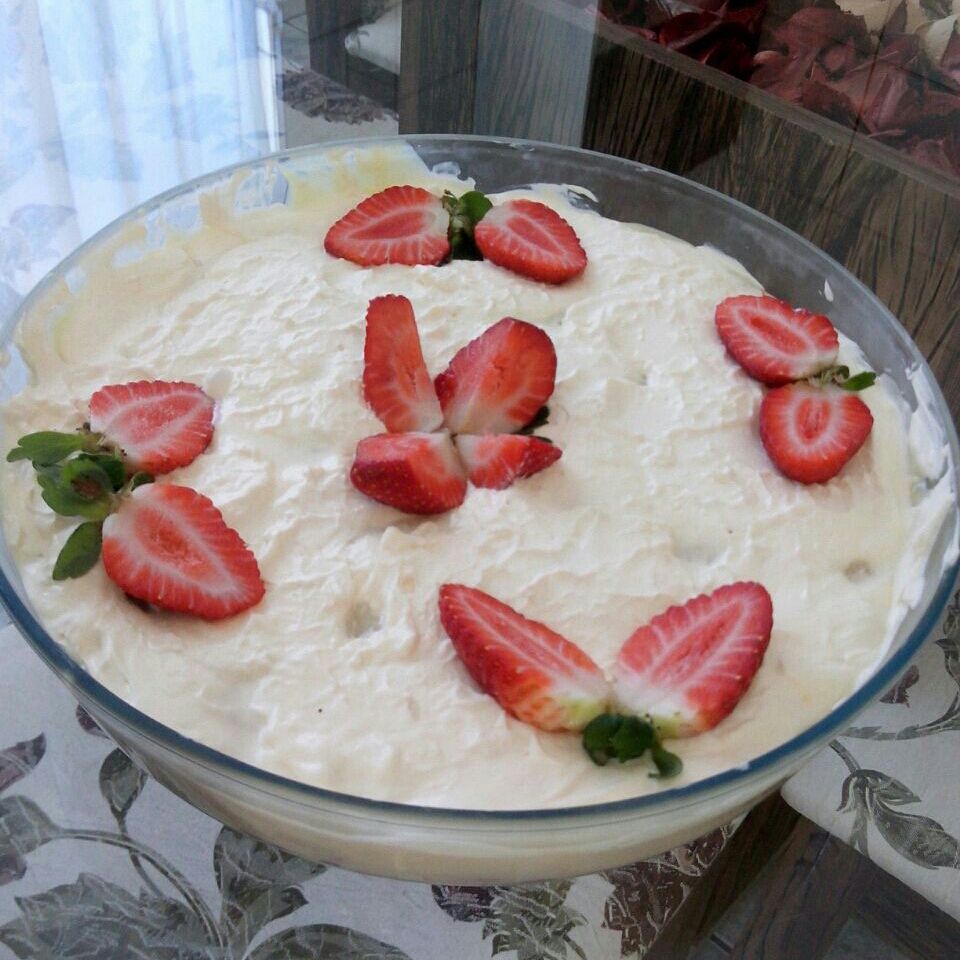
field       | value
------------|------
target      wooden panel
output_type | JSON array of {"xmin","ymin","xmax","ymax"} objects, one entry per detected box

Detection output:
[
  {"xmin": 303, "ymin": 0, "xmax": 365, "ymax": 85},
  {"xmin": 846, "ymin": 177, "xmax": 960, "ymax": 412},
  {"xmin": 644, "ymin": 794, "xmax": 800, "ymax": 960},
  {"xmin": 647, "ymin": 796, "xmax": 960, "ymax": 959},
  {"xmin": 725, "ymin": 820, "xmax": 869, "ymax": 959},
  {"xmin": 345, "ymin": 55, "xmax": 398, "ymax": 112},
  {"xmin": 398, "ymin": 0, "xmax": 482, "ymax": 134},
  {"xmin": 856, "ymin": 868, "xmax": 960, "ymax": 960},
  {"xmin": 472, "ymin": 0, "xmax": 596, "ymax": 145}
]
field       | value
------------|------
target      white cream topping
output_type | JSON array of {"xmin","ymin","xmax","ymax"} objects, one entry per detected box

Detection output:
[{"xmin": 1, "ymin": 145, "xmax": 955, "ymax": 809}]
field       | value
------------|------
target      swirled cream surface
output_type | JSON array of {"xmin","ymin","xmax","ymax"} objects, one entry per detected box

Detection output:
[{"xmin": 1, "ymin": 145, "xmax": 955, "ymax": 809}]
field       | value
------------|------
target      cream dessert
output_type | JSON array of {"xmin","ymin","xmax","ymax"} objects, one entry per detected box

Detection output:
[{"xmin": 1, "ymin": 143, "xmax": 955, "ymax": 810}]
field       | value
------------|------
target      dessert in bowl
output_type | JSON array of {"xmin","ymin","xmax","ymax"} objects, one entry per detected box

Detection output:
[{"xmin": 0, "ymin": 137, "xmax": 956, "ymax": 882}]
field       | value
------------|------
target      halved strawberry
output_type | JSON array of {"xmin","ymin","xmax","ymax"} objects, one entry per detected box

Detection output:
[
  {"xmin": 715, "ymin": 295, "xmax": 839, "ymax": 385},
  {"xmin": 434, "ymin": 319, "xmax": 557, "ymax": 435},
  {"xmin": 324, "ymin": 186, "xmax": 450, "ymax": 267},
  {"xmin": 350, "ymin": 432, "xmax": 466, "ymax": 515},
  {"xmin": 89, "ymin": 380, "xmax": 215, "ymax": 475},
  {"xmin": 759, "ymin": 382, "xmax": 874, "ymax": 484},
  {"xmin": 455, "ymin": 434, "xmax": 561, "ymax": 490},
  {"xmin": 613, "ymin": 582, "xmax": 773, "ymax": 738},
  {"xmin": 438, "ymin": 584, "xmax": 609, "ymax": 732},
  {"xmin": 474, "ymin": 199, "xmax": 587, "ymax": 284},
  {"xmin": 101, "ymin": 484, "xmax": 264, "ymax": 620},
  {"xmin": 362, "ymin": 295, "xmax": 443, "ymax": 432}
]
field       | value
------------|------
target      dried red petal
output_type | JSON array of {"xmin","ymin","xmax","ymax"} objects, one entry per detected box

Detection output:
[
  {"xmin": 904, "ymin": 135, "xmax": 960, "ymax": 177},
  {"xmin": 885, "ymin": 0, "xmax": 907, "ymax": 37},
  {"xmin": 769, "ymin": 6, "xmax": 868, "ymax": 59},
  {"xmin": 798, "ymin": 78, "xmax": 858, "ymax": 124},
  {"xmin": 600, "ymin": 0, "xmax": 767, "ymax": 80},
  {"xmin": 820, "ymin": 39, "xmax": 859, "ymax": 77}
]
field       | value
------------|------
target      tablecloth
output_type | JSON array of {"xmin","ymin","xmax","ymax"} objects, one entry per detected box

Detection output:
[{"xmin": 783, "ymin": 579, "xmax": 960, "ymax": 921}]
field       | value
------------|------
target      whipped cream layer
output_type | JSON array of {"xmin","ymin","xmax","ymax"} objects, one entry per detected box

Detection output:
[{"xmin": 1, "ymin": 145, "xmax": 954, "ymax": 809}]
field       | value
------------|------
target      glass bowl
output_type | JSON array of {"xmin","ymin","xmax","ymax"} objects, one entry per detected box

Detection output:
[{"xmin": 1, "ymin": 136, "xmax": 957, "ymax": 884}]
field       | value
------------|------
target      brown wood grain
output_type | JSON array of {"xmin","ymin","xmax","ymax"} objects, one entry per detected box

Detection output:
[
  {"xmin": 671, "ymin": 809, "xmax": 960, "ymax": 959},
  {"xmin": 725, "ymin": 819, "xmax": 870, "ymax": 958},
  {"xmin": 856, "ymin": 868, "xmax": 960, "ymax": 960},
  {"xmin": 303, "ymin": 0, "xmax": 365, "ymax": 85},
  {"xmin": 644, "ymin": 794, "xmax": 800, "ymax": 960},
  {"xmin": 398, "ymin": 0, "xmax": 482, "ymax": 135},
  {"xmin": 472, "ymin": 0, "xmax": 595, "ymax": 145}
]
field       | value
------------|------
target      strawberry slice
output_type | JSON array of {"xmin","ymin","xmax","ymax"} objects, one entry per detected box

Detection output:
[
  {"xmin": 434, "ymin": 319, "xmax": 557, "ymax": 435},
  {"xmin": 474, "ymin": 199, "xmax": 587, "ymax": 284},
  {"xmin": 101, "ymin": 484, "xmax": 264, "ymax": 620},
  {"xmin": 350, "ymin": 432, "xmax": 466, "ymax": 515},
  {"xmin": 362, "ymin": 294, "xmax": 443, "ymax": 432},
  {"xmin": 438, "ymin": 584, "xmax": 609, "ymax": 732},
  {"xmin": 759, "ymin": 382, "xmax": 874, "ymax": 484},
  {"xmin": 455, "ymin": 434, "xmax": 561, "ymax": 490},
  {"xmin": 715, "ymin": 295, "xmax": 839, "ymax": 385},
  {"xmin": 324, "ymin": 185, "xmax": 450, "ymax": 267},
  {"xmin": 89, "ymin": 380, "xmax": 215, "ymax": 475},
  {"xmin": 613, "ymin": 582, "xmax": 774, "ymax": 738}
]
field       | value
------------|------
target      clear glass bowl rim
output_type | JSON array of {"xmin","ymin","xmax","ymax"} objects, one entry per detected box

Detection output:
[{"xmin": 1, "ymin": 133, "xmax": 957, "ymax": 826}]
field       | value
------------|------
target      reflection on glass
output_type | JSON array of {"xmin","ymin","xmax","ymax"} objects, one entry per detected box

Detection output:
[
  {"xmin": 598, "ymin": 0, "xmax": 960, "ymax": 180},
  {"xmin": 0, "ymin": 0, "xmax": 282, "ymax": 265}
]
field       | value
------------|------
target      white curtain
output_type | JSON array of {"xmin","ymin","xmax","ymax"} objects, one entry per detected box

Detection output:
[{"xmin": 0, "ymin": 0, "xmax": 282, "ymax": 322}]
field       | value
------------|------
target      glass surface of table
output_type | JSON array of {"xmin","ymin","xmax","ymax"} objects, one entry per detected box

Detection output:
[{"xmin": 0, "ymin": 2, "xmax": 958, "ymax": 958}]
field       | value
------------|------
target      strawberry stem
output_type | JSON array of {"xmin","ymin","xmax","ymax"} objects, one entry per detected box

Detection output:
[
  {"xmin": 582, "ymin": 712, "xmax": 683, "ymax": 777},
  {"xmin": 443, "ymin": 189, "xmax": 493, "ymax": 261},
  {"xmin": 517, "ymin": 404, "xmax": 551, "ymax": 436},
  {"xmin": 121, "ymin": 471, "xmax": 155, "ymax": 496},
  {"xmin": 9, "ymin": 419, "xmax": 156, "ymax": 582},
  {"xmin": 810, "ymin": 365, "xmax": 877, "ymax": 391}
]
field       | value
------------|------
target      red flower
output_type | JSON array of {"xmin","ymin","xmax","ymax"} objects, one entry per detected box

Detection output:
[
  {"xmin": 750, "ymin": 0, "xmax": 960, "ymax": 179},
  {"xmin": 598, "ymin": 0, "xmax": 768, "ymax": 79}
]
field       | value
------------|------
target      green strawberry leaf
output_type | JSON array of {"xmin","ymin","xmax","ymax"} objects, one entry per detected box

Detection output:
[
  {"xmin": 582, "ymin": 714, "xmax": 621, "ymax": 766},
  {"xmin": 457, "ymin": 190, "xmax": 493, "ymax": 225},
  {"xmin": 650, "ymin": 743, "xmax": 683, "ymax": 779},
  {"xmin": 52, "ymin": 522, "xmax": 103, "ymax": 580},
  {"xmin": 77, "ymin": 453, "xmax": 126, "ymax": 491},
  {"xmin": 610, "ymin": 716, "xmax": 656, "ymax": 762},
  {"xmin": 127, "ymin": 471, "xmax": 154, "ymax": 491},
  {"xmin": 37, "ymin": 461, "xmax": 114, "ymax": 520},
  {"xmin": 6, "ymin": 431, "xmax": 87, "ymax": 465},
  {"xmin": 840, "ymin": 371, "xmax": 877, "ymax": 392},
  {"xmin": 444, "ymin": 189, "xmax": 493, "ymax": 261},
  {"xmin": 582, "ymin": 713, "xmax": 683, "ymax": 777}
]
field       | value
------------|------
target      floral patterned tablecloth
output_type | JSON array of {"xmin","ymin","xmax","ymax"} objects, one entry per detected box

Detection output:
[{"xmin": 783, "ymin": 582, "xmax": 960, "ymax": 922}]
